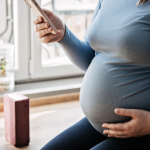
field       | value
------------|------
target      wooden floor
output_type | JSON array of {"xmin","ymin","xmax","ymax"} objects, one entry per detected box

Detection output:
[{"xmin": 0, "ymin": 100, "xmax": 85, "ymax": 150}]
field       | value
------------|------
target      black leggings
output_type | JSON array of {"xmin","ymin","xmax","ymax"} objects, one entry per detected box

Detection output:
[{"xmin": 40, "ymin": 117, "xmax": 150, "ymax": 150}]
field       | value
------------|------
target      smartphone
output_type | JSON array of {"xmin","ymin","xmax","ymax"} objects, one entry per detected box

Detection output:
[{"xmin": 24, "ymin": 0, "xmax": 58, "ymax": 34}]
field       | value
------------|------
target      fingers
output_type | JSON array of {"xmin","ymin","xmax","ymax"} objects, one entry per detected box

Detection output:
[
  {"xmin": 102, "ymin": 122, "xmax": 131, "ymax": 131},
  {"xmin": 103, "ymin": 130, "xmax": 128, "ymax": 137},
  {"xmin": 33, "ymin": 16, "xmax": 50, "ymax": 33},
  {"xmin": 102, "ymin": 123, "xmax": 131, "ymax": 131},
  {"xmin": 108, "ymin": 134, "xmax": 128, "ymax": 138},
  {"xmin": 114, "ymin": 108, "xmax": 138, "ymax": 118},
  {"xmin": 137, "ymin": 0, "xmax": 148, "ymax": 6},
  {"xmin": 37, "ymin": 27, "xmax": 52, "ymax": 38},
  {"xmin": 40, "ymin": 31, "xmax": 60, "ymax": 43},
  {"xmin": 33, "ymin": 16, "xmax": 44, "ymax": 25},
  {"xmin": 137, "ymin": 0, "xmax": 142, "ymax": 6},
  {"xmin": 141, "ymin": 0, "xmax": 148, "ymax": 4},
  {"xmin": 33, "ymin": 16, "xmax": 56, "ymax": 34},
  {"xmin": 34, "ymin": 22, "xmax": 49, "ymax": 32}
]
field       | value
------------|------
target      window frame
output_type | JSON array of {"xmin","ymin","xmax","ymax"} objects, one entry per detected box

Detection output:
[
  {"xmin": 29, "ymin": 0, "xmax": 84, "ymax": 79},
  {"xmin": 14, "ymin": 0, "xmax": 84, "ymax": 81},
  {"xmin": 13, "ymin": 0, "xmax": 30, "ymax": 81}
]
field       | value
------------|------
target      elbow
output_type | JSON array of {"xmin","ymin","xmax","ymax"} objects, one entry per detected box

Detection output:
[{"xmin": 76, "ymin": 62, "xmax": 91, "ymax": 72}]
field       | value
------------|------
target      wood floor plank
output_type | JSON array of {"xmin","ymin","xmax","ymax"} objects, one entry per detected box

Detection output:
[{"xmin": 0, "ymin": 101, "xmax": 85, "ymax": 150}]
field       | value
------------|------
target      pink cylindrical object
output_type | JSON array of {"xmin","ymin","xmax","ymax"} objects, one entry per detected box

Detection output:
[{"xmin": 4, "ymin": 92, "xmax": 30, "ymax": 147}]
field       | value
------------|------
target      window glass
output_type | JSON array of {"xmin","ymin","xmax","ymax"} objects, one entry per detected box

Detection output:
[
  {"xmin": 41, "ymin": 0, "xmax": 97, "ymax": 67},
  {"xmin": 0, "ymin": 0, "xmax": 14, "ymax": 43}
]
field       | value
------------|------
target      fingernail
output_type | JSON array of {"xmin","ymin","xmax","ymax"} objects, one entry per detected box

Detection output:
[
  {"xmin": 38, "ymin": 17, "xmax": 41, "ymax": 21},
  {"xmin": 102, "ymin": 124, "xmax": 105, "ymax": 127},
  {"xmin": 52, "ymin": 30, "xmax": 55, "ymax": 34},
  {"xmin": 115, "ymin": 108, "xmax": 120, "ymax": 113},
  {"xmin": 45, "ymin": 24, "xmax": 48, "ymax": 27},
  {"xmin": 48, "ymin": 28, "xmax": 51, "ymax": 31}
]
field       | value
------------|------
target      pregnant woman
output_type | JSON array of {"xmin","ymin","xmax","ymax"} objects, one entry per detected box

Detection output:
[{"xmin": 33, "ymin": 0, "xmax": 150, "ymax": 149}]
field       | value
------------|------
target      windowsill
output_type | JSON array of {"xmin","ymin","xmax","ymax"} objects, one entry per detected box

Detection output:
[{"xmin": 0, "ymin": 77, "xmax": 83, "ymax": 103}]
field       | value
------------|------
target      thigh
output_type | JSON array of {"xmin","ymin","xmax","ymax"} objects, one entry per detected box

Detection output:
[
  {"xmin": 40, "ymin": 117, "xmax": 107, "ymax": 150},
  {"xmin": 90, "ymin": 135, "xmax": 150, "ymax": 150}
]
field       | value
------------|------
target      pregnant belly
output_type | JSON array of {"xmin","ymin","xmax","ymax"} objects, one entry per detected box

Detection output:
[{"xmin": 80, "ymin": 52, "xmax": 150, "ymax": 135}]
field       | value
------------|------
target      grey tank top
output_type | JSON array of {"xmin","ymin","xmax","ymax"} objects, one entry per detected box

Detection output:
[{"xmin": 58, "ymin": 0, "xmax": 150, "ymax": 136}]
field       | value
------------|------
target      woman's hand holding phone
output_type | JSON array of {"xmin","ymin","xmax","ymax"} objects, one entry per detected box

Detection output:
[{"xmin": 33, "ymin": 9, "xmax": 66, "ymax": 43}]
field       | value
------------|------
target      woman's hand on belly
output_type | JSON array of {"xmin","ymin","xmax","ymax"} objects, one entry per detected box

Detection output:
[{"xmin": 102, "ymin": 108, "xmax": 150, "ymax": 138}]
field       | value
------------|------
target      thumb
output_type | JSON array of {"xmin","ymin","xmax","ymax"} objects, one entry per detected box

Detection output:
[
  {"xmin": 42, "ymin": 8, "xmax": 53, "ymax": 17},
  {"xmin": 114, "ymin": 108, "xmax": 140, "ymax": 118}
]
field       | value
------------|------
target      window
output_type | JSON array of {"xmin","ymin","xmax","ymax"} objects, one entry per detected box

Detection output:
[
  {"xmin": 0, "ymin": 0, "xmax": 13, "ymax": 43},
  {"xmin": 0, "ymin": 0, "xmax": 97, "ymax": 82},
  {"xmin": 30, "ymin": 0, "xmax": 97, "ymax": 79}
]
